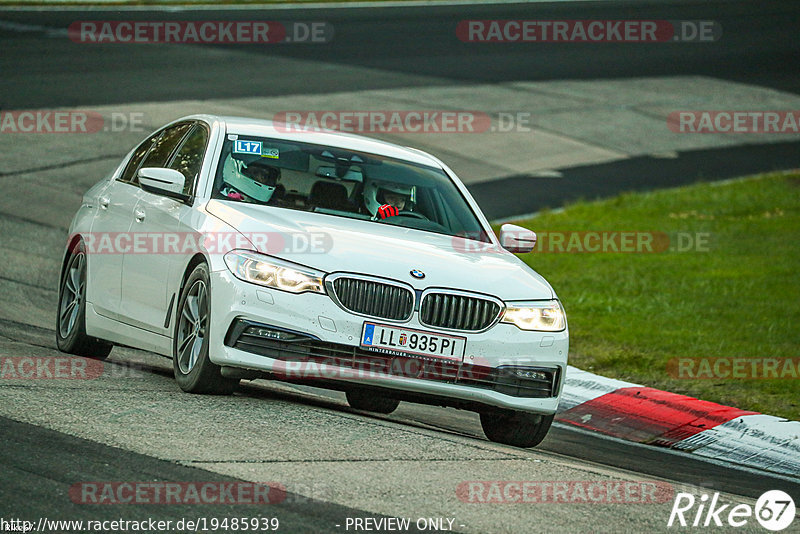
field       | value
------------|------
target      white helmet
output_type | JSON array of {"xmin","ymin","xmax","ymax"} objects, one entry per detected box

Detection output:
[
  {"xmin": 363, "ymin": 179, "xmax": 414, "ymax": 216},
  {"xmin": 221, "ymin": 155, "xmax": 278, "ymax": 203}
]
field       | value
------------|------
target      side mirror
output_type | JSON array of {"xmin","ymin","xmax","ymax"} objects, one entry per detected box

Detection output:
[
  {"xmin": 138, "ymin": 167, "xmax": 189, "ymax": 202},
  {"xmin": 500, "ymin": 223, "xmax": 537, "ymax": 253}
]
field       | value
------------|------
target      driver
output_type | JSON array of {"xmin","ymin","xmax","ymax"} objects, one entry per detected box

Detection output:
[
  {"xmin": 220, "ymin": 157, "xmax": 280, "ymax": 203},
  {"xmin": 363, "ymin": 179, "xmax": 415, "ymax": 219}
]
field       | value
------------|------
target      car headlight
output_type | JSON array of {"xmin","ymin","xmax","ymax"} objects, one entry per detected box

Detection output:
[
  {"xmin": 223, "ymin": 250, "xmax": 326, "ymax": 294},
  {"xmin": 501, "ymin": 300, "xmax": 566, "ymax": 331}
]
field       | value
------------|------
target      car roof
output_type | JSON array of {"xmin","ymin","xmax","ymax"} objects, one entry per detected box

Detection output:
[{"xmin": 203, "ymin": 115, "xmax": 443, "ymax": 169}]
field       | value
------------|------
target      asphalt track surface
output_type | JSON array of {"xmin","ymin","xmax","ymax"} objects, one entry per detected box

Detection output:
[
  {"xmin": 2, "ymin": 318, "xmax": 799, "ymax": 530},
  {"xmin": 1, "ymin": 415, "xmax": 424, "ymax": 534},
  {"xmin": 1, "ymin": 1, "xmax": 799, "ymax": 103},
  {"xmin": 1, "ymin": 1, "xmax": 800, "ymax": 218},
  {"xmin": 1, "ymin": 0, "xmax": 799, "ymax": 532}
]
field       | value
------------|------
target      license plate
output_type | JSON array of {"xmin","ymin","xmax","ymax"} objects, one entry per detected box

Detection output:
[{"xmin": 360, "ymin": 323, "xmax": 466, "ymax": 362}]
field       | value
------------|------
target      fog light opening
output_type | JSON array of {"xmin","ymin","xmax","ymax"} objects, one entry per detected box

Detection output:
[
  {"xmin": 511, "ymin": 369, "xmax": 548, "ymax": 381},
  {"xmin": 245, "ymin": 326, "xmax": 303, "ymax": 342}
]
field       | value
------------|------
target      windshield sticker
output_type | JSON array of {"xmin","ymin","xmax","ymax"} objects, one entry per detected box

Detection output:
[
  {"xmin": 233, "ymin": 139, "xmax": 262, "ymax": 155},
  {"xmin": 261, "ymin": 147, "xmax": 279, "ymax": 159}
]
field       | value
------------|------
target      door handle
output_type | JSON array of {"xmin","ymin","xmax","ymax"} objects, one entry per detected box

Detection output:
[
  {"xmin": 134, "ymin": 207, "xmax": 146, "ymax": 223},
  {"xmin": 99, "ymin": 196, "xmax": 110, "ymax": 210}
]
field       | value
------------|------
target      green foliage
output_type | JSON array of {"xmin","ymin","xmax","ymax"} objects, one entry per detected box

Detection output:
[{"xmin": 510, "ymin": 173, "xmax": 800, "ymax": 419}]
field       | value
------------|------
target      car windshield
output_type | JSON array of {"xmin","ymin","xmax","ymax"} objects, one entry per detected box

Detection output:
[{"xmin": 211, "ymin": 136, "xmax": 490, "ymax": 243}]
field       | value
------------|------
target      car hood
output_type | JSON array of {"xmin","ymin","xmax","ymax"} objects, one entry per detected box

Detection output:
[{"xmin": 205, "ymin": 200, "xmax": 554, "ymax": 301}]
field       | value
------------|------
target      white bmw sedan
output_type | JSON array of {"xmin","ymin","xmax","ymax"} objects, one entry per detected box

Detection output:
[{"xmin": 57, "ymin": 115, "xmax": 568, "ymax": 447}]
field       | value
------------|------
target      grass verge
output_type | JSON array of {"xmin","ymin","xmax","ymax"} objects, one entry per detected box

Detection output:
[{"xmin": 510, "ymin": 171, "xmax": 800, "ymax": 420}]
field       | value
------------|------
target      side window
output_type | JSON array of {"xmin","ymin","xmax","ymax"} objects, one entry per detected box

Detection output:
[
  {"xmin": 168, "ymin": 124, "xmax": 209, "ymax": 196},
  {"xmin": 119, "ymin": 131, "xmax": 159, "ymax": 184},
  {"xmin": 141, "ymin": 122, "xmax": 194, "ymax": 169}
]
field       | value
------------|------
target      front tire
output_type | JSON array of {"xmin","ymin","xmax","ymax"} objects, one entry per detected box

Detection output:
[
  {"xmin": 173, "ymin": 263, "xmax": 238, "ymax": 395},
  {"xmin": 56, "ymin": 241, "xmax": 112, "ymax": 359},
  {"xmin": 345, "ymin": 389, "xmax": 400, "ymax": 414},
  {"xmin": 480, "ymin": 410, "xmax": 554, "ymax": 448}
]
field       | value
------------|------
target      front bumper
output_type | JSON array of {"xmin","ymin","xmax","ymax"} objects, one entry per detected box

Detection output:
[{"xmin": 208, "ymin": 269, "xmax": 568, "ymax": 414}]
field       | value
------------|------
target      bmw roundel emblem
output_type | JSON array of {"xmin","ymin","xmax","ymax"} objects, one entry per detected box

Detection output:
[{"xmin": 410, "ymin": 269, "xmax": 425, "ymax": 279}]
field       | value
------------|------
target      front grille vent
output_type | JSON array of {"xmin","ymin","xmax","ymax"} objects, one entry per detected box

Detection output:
[
  {"xmin": 420, "ymin": 293, "xmax": 501, "ymax": 331},
  {"xmin": 332, "ymin": 277, "xmax": 414, "ymax": 321}
]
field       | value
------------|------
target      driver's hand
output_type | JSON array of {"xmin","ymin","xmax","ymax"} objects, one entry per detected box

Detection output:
[{"xmin": 377, "ymin": 204, "xmax": 399, "ymax": 219}]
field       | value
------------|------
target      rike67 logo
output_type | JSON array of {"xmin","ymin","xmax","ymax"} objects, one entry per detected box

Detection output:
[{"xmin": 668, "ymin": 490, "xmax": 795, "ymax": 531}]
